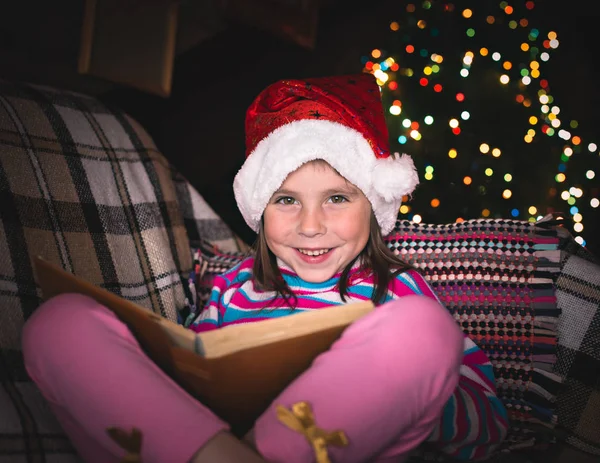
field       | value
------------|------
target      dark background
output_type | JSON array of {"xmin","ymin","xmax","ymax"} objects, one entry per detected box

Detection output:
[{"xmin": 1, "ymin": 0, "xmax": 598, "ymax": 253}]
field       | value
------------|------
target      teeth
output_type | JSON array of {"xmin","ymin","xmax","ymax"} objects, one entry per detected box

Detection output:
[{"xmin": 298, "ymin": 248, "xmax": 330, "ymax": 256}]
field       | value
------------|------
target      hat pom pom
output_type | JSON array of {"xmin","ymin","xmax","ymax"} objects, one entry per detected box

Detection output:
[{"xmin": 372, "ymin": 153, "xmax": 419, "ymax": 202}]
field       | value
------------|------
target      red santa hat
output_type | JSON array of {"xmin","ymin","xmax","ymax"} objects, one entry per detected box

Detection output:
[{"xmin": 233, "ymin": 73, "xmax": 419, "ymax": 236}]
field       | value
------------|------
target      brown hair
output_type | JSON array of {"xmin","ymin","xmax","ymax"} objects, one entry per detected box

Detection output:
[{"xmin": 252, "ymin": 210, "xmax": 413, "ymax": 308}]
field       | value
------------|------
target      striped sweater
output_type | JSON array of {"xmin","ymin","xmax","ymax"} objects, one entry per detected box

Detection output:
[{"xmin": 190, "ymin": 256, "xmax": 508, "ymax": 459}]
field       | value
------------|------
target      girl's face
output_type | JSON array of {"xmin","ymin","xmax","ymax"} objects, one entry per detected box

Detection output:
[{"xmin": 263, "ymin": 161, "xmax": 371, "ymax": 283}]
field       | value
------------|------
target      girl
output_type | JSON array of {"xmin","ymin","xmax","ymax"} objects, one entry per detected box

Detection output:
[{"xmin": 22, "ymin": 74, "xmax": 508, "ymax": 463}]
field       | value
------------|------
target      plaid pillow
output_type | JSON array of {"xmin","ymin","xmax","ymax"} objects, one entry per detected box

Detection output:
[
  {"xmin": 171, "ymin": 169, "xmax": 239, "ymax": 253},
  {"xmin": 0, "ymin": 80, "xmax": 194, "ymax": 461},
  {"xmin": 552, "ymin": 229, "xmax": 600, "ymax": 456},
  {"xmin": 192, "ymin": 217, "xmax": 567, "ymax": 453}
]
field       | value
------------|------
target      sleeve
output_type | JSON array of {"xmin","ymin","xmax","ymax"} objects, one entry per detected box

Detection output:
[
  {"xmin": 426, "ymin": 336, "xmax": 509, "ymax": 460},
  {"xmin": 188, "ymin": 257, "xmax": 253, "ymax": 333},
  {"xmin": 392, "ymin": 270, "xmax": 509, "ymax": 459},
  {"xmin": 188, "ymin": 275, "xmax": 227, "ymax": 332}
]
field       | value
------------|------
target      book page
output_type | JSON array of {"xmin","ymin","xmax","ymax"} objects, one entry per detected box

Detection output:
[{"xmin": 197, "ymin": 300, "xmax": 374, "ymax": 358}]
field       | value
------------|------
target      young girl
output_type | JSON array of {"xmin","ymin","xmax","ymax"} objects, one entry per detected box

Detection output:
[{"xmin": 22, "ymin": 74, "xmax": 508, "ymax": 463}]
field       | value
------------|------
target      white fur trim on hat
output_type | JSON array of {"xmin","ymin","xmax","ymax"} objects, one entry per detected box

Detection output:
[{"xmin": 233, "ymin": 119, "xmax": 419, "ymax": 236}]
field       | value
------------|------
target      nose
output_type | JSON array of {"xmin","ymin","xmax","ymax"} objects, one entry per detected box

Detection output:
[{"xmin": 297, "ymin": 206, "xmax": 326, "ymax": 237}]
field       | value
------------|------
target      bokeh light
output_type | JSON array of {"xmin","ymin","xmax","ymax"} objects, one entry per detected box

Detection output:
[{"xmin": 363, "ymin": 2, "xmax": 596, "ymax": 248}]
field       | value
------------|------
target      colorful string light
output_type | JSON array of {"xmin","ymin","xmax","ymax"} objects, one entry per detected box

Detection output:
[{"xmin": 363, "ymin": 0, "xmax": 598, "ymax": 247}]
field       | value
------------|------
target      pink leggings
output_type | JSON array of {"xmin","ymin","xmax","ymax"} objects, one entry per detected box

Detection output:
[{"xmin": 22, "ymin": 294, "xmax": 463, "ymax": 463}]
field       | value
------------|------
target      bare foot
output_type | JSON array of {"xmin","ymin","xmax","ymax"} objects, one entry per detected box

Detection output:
[
  {"xmin": 243, "ymin": 427, "xmax": 257, "ymax": 449},
  {"xmin": 189, "ymin": 431, "xmax": 265, "ymax": 463}
]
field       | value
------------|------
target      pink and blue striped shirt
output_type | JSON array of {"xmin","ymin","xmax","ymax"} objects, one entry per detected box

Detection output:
[{"xmin": 190, "ymin": 256, "xmax": 508, "ymax": 459}]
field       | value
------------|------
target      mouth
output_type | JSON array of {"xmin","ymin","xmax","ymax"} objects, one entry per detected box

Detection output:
[
  {"xmin": 296, "ymin": 248, "xmax": 332, "ymax": 256},
  {"xmin": 294, "ymin": 247, "xmax": 334, "ymax": 264}
]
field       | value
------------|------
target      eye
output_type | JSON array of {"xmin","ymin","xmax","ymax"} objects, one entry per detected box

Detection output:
[
  {"xmin": 275, "ymin": 196, "xmax": 297, "ymax": 205},
  {"xmin": 329, "ymin": 195, "xmax": 348, "ymax": 204}
]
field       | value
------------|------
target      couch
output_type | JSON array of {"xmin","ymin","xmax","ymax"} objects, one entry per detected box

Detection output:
[{"xmin": 1, "ymin": 79, "xmax": 598, "ymax": 462}]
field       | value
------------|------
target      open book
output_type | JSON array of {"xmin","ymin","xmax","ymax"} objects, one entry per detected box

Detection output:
[{"xmin": 33, "ymin": 257, "xmax": 374, "ymax": 435}]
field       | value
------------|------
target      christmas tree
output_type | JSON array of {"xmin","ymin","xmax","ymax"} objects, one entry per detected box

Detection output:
[{"xmin": 364, "ymin": 0, "xmax": 599, "ymax": 252}]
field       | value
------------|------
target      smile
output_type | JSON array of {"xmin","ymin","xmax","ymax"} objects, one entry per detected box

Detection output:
[{"xmin": 297, "ymin": 248, "xmax": 331, "ymax": 256}]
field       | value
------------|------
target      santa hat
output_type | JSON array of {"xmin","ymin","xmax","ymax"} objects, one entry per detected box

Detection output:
[{"xmin": 233, "ymin": 73, "xmax": 419, "ymax": 236}]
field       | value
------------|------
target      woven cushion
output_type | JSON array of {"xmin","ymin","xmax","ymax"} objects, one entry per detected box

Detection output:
[
  {"xmin": 387, "ymin": 218, "xmax": 563, "ymax": 453},
  {"xmin": 0, "ymin": 79, "xmax": 214, "ymax": 461},
  {"xmin": 192, "ymin": 217, "xmax": 566, "ymax": 453}
]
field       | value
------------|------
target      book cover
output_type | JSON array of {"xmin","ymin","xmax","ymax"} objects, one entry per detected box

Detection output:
[{"xmin": 33, "ymin": 256, "xmax": 374, "ymax": 434}]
